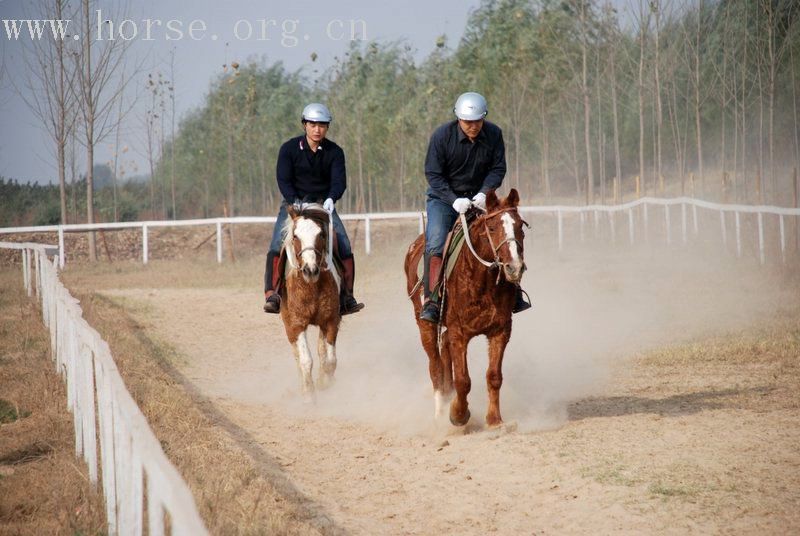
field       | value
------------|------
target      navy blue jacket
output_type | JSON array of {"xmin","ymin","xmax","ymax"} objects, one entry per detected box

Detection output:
[
  {"xmin": 276, "ymin": 135, "xmax": 347, "ymax": 203},
  {"xmin": 424, "ymin": 120, "xmax": 506, "ymax": 204}
]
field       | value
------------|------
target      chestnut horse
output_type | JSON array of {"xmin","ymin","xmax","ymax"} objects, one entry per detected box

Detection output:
[
  {"xmin": 404, "ymin": 189, "xmax": 527, "ymax": 427},
  {"xmin": 279, "ymin": 204, "xmax": 341, "ymax": 397}
]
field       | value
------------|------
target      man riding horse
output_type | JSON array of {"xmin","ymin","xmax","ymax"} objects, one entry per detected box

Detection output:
[
  {"xmin": 263, "ymin": 103, "xmax": 364, "ymax": 315},
  {"xmin": 420, "ymin": 92, "xmax": 531, "ymax": 323}
]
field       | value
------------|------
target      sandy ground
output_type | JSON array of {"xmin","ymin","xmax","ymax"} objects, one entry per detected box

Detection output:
[{"xmin": 98, "ymin": 243, "xmax": 800, "ymax": 535}]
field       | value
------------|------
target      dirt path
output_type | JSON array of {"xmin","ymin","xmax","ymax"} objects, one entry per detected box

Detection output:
[{"xmin": 101, "ymin": 248, "xmax": 800, "ymax": 534}]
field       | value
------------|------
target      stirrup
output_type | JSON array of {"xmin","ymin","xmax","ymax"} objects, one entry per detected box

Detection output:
[
  {"xmin": 263, "ymin": 293, "xmax": 281, "ymax": 314},
  {"xmin": 512, "ymin": 288, "xmax": 532, "ymax": 314}
]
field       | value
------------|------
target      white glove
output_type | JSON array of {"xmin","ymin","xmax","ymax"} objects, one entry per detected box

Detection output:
[
  {"xmin": 472, "ymin": 192, "xmax": 487, "ymax": 211},
  {"xmin": 452, "ymin": 197, "xmax": 472, "ymax": 214},
  {"xmin": 323, "ymin": 198, "xmax": 335, "ymax": 214}
]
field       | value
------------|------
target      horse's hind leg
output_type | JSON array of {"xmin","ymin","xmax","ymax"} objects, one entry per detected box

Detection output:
[
  {"xmin": 290, "ymin": 329, "xmax": 315, "ymax": 398},
  {"xmin": 486, "ymin": 330, "xmax": 511, "ymax": 427},
  {"xmin": 316, "ymin": 323, "xmax": 338, "ymax": 390}
]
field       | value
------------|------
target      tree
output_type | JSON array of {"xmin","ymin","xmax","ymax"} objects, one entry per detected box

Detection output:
[
  {"xmin": 73, "ymin": 0, "xmax": 137, "ymax": 260},
  {"xmin": 18, "ymin": 0, "xmax": 77, "ymax": 225}
]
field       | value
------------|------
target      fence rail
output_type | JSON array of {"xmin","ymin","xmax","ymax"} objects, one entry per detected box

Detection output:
[
  {"xmin": 0, "ymin": 241, "xmax": 208, "ymax": 536},
  {"xmin": 1, "ymin": 197, "xmax": 798, "ymax": 266}
]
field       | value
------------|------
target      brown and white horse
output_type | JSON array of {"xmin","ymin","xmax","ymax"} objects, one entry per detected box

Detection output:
[
  {"xmin": 279, "ymin": 204, "xmax": 341, "ymax": 397},
  {"xmin": 404, "ymin": 189, "xmax": 528, "ymax": 427}
]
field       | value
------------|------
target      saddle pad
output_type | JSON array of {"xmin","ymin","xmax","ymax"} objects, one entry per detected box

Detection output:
[{"xmin": 416, "ymin": 225, "xmax": 467, "ymax": 281}]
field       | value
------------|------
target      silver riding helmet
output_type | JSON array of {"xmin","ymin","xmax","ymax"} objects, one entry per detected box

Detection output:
[
  {"xmin": 301, "ymin": 103, "xmax": 332, "ymax": 123},
  {"xmin": 453, "ymin": 92, "xmax": 488, "ymax": 121}
]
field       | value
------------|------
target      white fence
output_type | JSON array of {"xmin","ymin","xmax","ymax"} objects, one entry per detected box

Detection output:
[
  {"xmin": 1, "ymin": 197, "xmax": 798, "ymax": 266},
  {"xmin": 0, "ymin": 241, "xmax": 208, "ymax": 536}
]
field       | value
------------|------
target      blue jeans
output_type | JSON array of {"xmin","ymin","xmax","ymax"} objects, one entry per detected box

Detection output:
[
  {"xmin": 425, "ymin": 195, "xmax": 458, "ymax": 256},
  {"xmin": 268, "ymin": 202, "xmax": 353, "ymax": 259}
]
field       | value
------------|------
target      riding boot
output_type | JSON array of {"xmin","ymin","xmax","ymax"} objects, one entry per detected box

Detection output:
[
  {"xmin": 340, "ymin": 256, "xmax": 364, "ymax": 315},
  {"xmin": 419, "ymin": 254, "xmax": 443, "ymax": 323},
  {"xmin": 263, "ymin": 251, "xmax": 281, "ymax": 314},
  {"xmin": 512, "ymin": 285, "xmax": 532, "ymax": 314}
]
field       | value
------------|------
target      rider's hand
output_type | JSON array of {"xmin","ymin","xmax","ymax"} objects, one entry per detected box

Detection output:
[
  {"xmin": 452, "ymin": 197, "xmax": 472, "ymax": 214},
  {"xmin": 292, "ymin": 198, "xmax": 302, "ymax": 211},
  {"xmin": 472, "ymin": 192, "xmax": 487, "ymax": 211},
  {"xmin": 323, "ymin": 198, "xmax": 335, "ymax": 214}
]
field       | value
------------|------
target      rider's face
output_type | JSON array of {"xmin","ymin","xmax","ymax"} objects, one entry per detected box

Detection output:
[
  {"xmin": 304, "ymin": 121, "xmax": 329, "ymax": 143},
  {"xmin": 458, "ymin": 118, "xmax": 484, "ymax": 141}
]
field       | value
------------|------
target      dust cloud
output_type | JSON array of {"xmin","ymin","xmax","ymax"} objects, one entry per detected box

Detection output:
[{"xmin": 259, "ymin": 227, "xmax": 797, "ymax": 436}]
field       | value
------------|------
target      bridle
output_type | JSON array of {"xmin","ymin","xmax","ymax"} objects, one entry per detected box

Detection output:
[
  {"xmin": 290, "ymin": 208, "xmax": 332, "ymax": 271},
  {"xmin": 459, "ymin": 207, "xmax": 529, "ymax": 278}
]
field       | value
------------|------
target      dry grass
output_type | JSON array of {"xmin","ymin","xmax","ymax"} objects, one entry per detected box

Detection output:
[
  {"xmin": 569, "ymin": 304, "xmax": 800, "ymax": 527},
  {"xmin": 68, "ymin": 289, "xmax": 331, "ymax": 535},
  {"xmin": 0, "ymin": 269, "xmax": 106, "ymax": 536}
]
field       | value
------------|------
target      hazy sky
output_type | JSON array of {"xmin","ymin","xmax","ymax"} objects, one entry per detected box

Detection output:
[{"xmin": 0, "ymin": 0, "xmax": 480, "ymax": 184}]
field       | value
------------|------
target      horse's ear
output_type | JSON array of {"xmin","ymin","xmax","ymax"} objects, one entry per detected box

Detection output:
[
  {"xmin": 287, "ymin": 204, "xmax": 299, "ymax": 219},
  {"xmin": 506, "ymin": 188, "xmax": 520, "ymax": 207},
  {"xmin": 485, "ymin": 190, "xmax": 499, "ymax": 211}
]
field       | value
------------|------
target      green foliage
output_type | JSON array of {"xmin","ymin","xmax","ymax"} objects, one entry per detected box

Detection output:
[{"xmin": 3, "ymin": 0, "xmax": 799, "ymax": 223}]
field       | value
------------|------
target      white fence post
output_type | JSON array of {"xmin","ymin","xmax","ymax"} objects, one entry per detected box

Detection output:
[
  {"xmin": 757, "ymin": 212, "xmax": 765, "ymax": 265},
  {"xmin": 720, "ymin": 210, "xmax": 727, "ymax": 247},
  {"xmin": 779, "ymin": 214, "xmax": 786, "ymax": 264},
  {"xmin": 418, "ymin": 213, "xmax": 424, "ymax": 235},
  {"xmin": 58, "ymin": 226, "xmax": 65, "ymax": 269},
  {"xmin": 735, "ymin": 211, "xmax": 742, "ymax": 258},
  {"xmin": 365, "ymin": 216, "xmax": 371, "ymax": 255},
  {"xmin": 557, "ymin": 210, "xmax": 563, "ymax": 251},
  {"xmin": 692, "ymin": 204, "xmax": 699, "ymax": 236},
  {"xmin": 24, "ymin": 249, "xmax": 31, "ymax": 295},
  {"xmin": 216, "ymin": 221, "xmax": 223, "ymax": 264},
  {"xmin": 628, "ymin": 208, "xmax": 634, "ymax": 245},
  {"xmin": 609, "ymin": 211, "xmax": 616, "ymax": 245},
  {"xmin": 681, "ymin": 203, "xmax": 687, "ymax": 245},
  {"xmin": 665, "ymin": 204, "xmax": 672, "ymax": 245},
  {"xmin": 643, "ymin": 202, "xmax": 649, "ymax": 243},
  {"xmin": 143, "ymin": 224, "xmax": 149, "ymax": 265}
]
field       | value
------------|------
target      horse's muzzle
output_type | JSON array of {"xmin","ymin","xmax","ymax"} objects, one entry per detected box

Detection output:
[
  {"xmin": 503, "ymin": 262, "xmax": 526, "ymax": 283},
  {"xmin": 302, "ymin": 264, "xmax": 320, "ymax": 282}
]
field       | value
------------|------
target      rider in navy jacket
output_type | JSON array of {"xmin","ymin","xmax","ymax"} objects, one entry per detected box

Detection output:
[{"xmin": 263, "ymin": 103, "xmax": 364, "ymax": 316}]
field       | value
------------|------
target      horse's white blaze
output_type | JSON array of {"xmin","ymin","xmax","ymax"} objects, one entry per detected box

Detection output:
[
  {"xmin": 501, "ymin": 213, "xmax": 522, "ymax": 268},
  {"xmin": 295, "ymin": 218, "xmax": 322, "ymax": 270}
]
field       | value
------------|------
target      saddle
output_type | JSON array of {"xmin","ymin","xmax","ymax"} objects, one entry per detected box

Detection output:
[{"xmin": 415, "ymin": 209, "xmax": 479, "ymax": 297}]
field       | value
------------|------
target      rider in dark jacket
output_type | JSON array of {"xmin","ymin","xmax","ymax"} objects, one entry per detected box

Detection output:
[
  {"xmin": 263, "ymin": 103, "xmax": 364, "ymax": 315},
  {"xmin": 419, "ymin": 92, "xmax": 531, "ymax": 323}
]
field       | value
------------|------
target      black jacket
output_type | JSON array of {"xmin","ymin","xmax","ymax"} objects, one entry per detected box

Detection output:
[
  {"xmin": 276, "ymin": 135, "xmax": 347, "ymax": 203},
  {"xmin": 424, "ymin": 120, "xmax": 506, "ymax": 204}
]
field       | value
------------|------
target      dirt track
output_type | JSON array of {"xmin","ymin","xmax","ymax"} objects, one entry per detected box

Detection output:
[{"xmin": 96, "ymin": 244, "xmax": 800, "ymax": 535}]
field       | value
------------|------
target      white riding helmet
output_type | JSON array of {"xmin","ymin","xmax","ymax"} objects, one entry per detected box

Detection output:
[
  {"xmin": 453, "ymin": 92, "xmax": 488, "ymax": 121},
  {"xmin": 301, "ymin": 103, "xmax": 332, "ymax": 123}
]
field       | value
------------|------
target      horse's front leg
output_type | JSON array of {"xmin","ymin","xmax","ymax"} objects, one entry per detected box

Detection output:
[
  {"xmin": 486, "ymin": 330, "xmax": 511, "ymax": 427},
  {"xmin": 316, "ymin": 322, "xmax": 338, "ymax": 390},
  {"xmin": 290, "ymin": 328, "xmax": 315, "ymax": 398},
  {"xmin": 448, "ymin": 334, "xmax": 471, "ymax": 426}
]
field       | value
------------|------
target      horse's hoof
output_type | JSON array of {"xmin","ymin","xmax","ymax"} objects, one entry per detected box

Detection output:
[
  {"xmin": 316, "ymin": 374, "xmax": 335, "ymax": 390},
  {"xmin": 449, "ymin": 408, "xmax": 470, "ymax": 427}
]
